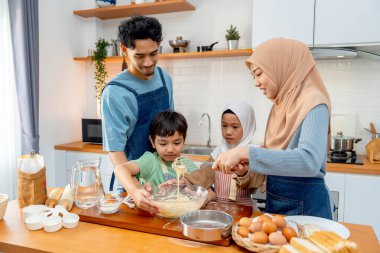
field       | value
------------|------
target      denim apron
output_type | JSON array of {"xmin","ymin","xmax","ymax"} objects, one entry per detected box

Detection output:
[
  {"xmin": 265, "ymin": 175, "xmax": 332, "ymax": 219},
  {"xmin": 106, "ymin": 67, "xmax": 170, "ymax": 191}
]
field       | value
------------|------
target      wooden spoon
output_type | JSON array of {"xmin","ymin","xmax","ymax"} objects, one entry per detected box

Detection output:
[{"xmin": 370, "ymin": 122, "xmax": 377, "ymax": 134}]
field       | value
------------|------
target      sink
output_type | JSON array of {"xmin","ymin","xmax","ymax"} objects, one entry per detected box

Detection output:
[{"xmin": 181, "ymin": 146, "xmax": 214, "ymax": 156}]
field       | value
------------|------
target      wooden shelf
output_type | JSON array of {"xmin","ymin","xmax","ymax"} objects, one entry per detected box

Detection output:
[
  {"xmin": 73, "ymin": 0, "xmax": 195, "ymax": 20},
  {"xmin": 74, "ymin": 49, "xmax": 253, "ymax": 62}
]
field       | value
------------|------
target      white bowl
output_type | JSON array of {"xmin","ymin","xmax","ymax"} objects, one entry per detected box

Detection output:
[
  {"xmin": 42, "ymin": 216, "xmax": 62, "ymax": 232},
  {"xmin": 62, "ymin": 213, "xmax": 80, "ymax": 229},
  {"xmin": 25, "ymin": 212, "xmax": 48, "ymax": 231},
  {"xmin": 97, "ymin": 194, "xmax": 122, "ymax": 214},
  {"xmin": 22, "ymin": 205, "xmax": 49, "ymax": 221}
]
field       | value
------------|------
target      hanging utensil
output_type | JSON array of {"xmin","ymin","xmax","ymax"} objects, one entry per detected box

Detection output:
[{"xmin": 370, "ymin": 122, "xmax": 377, "ymax": 134}]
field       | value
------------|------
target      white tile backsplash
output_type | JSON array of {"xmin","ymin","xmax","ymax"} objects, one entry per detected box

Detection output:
[{"xmin": 97, "ymin": 56, "xmax": 380, "ymax": 155}]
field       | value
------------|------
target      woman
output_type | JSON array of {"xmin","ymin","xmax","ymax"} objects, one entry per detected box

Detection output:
[{"xmin": 212, "ymin": 38, "xmax": 332, "ymax": 219}]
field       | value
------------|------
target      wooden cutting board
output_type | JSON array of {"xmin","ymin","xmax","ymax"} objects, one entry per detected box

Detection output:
[{"xmin": 71, "ymin": 201, "xmax": 252, "ymax": 246}]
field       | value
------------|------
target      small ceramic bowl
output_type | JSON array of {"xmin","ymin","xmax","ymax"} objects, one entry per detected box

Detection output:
[
  {"xmin": 25, "ymin": 212, "xmax": 48, "ymax": 231},
  {"xmin": 42, "ymin": 215, "xmax": 62, "ymax": 233},
  {"xmin": 97, "ymin": 194, "xmax": 123, "ymax": 214},
  {"xmin": 22, "ymin": 205, "xmax": 49, "ymax": 221},
  {"xmin": 62, "ymin": 213, "xmax": 80, "ymax": 229}
]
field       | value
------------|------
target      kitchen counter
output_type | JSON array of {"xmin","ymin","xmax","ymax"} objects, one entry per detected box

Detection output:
[
  {"xmin": 55, "ymin": 141, "xmax": 380, "ymax": 175},
  {"xmin": 0, "ymin": 200, "xmax": 379, "ymax": 253}
]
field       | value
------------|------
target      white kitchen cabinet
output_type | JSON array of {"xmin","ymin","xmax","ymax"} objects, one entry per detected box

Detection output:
[
  {"xmin": 314, "ymin": 0, "xmax": 380, "ymax": 46},
  {"xmin": 252, "ymin": 0, "xmax": 314, "ymax": 48},
  {"xmin": 252, "ymin": 0, "xmax": 380, "ymax": 48},
  {"xmin": 325, "ymin": 172, "xmax": 346, "ymax": 222},
  {"xmin": 344, "ymin": 174, "xmax": 380, "ymax": 240},
  {"xmin": 54, "ymin": 150, "xmax": 113, "ymax": 193}
]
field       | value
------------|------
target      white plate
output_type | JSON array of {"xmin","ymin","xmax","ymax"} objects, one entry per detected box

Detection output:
[{"xmin": 285, "ymin": 215, "xmax": 350, "ymax": 239}]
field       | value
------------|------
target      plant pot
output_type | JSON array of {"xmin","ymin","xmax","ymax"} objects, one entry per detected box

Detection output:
[{"xmin": 227, "ymin": 40, "xmax": 239, "ymax": 50}]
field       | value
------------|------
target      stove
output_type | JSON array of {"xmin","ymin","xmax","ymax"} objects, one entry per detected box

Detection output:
[{"xmin": 327, "ymin": 150, "xmax": 363, "ymax": 165}]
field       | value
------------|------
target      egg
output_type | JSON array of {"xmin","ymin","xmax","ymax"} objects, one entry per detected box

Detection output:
[
  {"xmin": 272, "ymin": 215, "xmax": 286, "ymax": 229},
  {"xmin": 282, "ymin": 226, "xmax": 298, "ymax": 242},
  {"xmin": 237, "ymin": 226, "xmax": 250, "ymax": 238},
  {"xmin": 239, "ymin": 217, "xmax": 252, "ymax": 227},
  {"xmin": 248, "ymin": 221, "xmax": 263, "ymax": 233},
  {"xmin": 251, "ymin": 231, "xmax": 269, "ymax": 244},
  {"xmin": 268, "ymin": 232, "xmax": 287, "ymax": 245},
  {"xmin": 262, "ymin": 220, "xmax": 278, "ymax": 234},
  {"xmin": 258, "ymin": 214, "xmax": 272, "ymax": 223}
]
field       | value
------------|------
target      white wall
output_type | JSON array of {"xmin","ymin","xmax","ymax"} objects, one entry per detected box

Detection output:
[
  {"xmin": 39, "ymin": 0, "xmax": 380, "ymax": 185},
  {"xmin": 39, "ymin": 0, "xmax": 90, "ymax": 186}
]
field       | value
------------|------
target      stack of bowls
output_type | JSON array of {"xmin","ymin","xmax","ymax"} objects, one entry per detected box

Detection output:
[{"xmin": 0, "ymin": 193, "xmax": 9, "ymax": 220}]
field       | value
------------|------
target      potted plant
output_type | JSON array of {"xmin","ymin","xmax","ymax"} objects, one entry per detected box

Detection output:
[
  {"xmin": 225, "ymin": 25, "xmax": 240, "ymax": 50},
  {"xmin": 92, "ymin": 38, "xmax": 110, "ymax": 100}
]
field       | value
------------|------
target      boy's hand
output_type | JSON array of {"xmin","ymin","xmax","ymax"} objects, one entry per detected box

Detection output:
[
  {"xmin": 130, "ymin": 188, "xmax": 159, "ymax": 214},
  {"xmin": 158, "ymin": 178, "xmax": 186, "ymax": 189}
]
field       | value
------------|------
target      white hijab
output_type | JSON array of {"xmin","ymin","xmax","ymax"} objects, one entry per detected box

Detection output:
[{"xmin": 211, "ymin": 101, "xmax": 256, "ymax": 159}]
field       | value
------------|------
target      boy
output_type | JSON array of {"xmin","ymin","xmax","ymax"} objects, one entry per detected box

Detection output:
[{"xmin": 115, "ymin": 111, "xmax": 198, "ymax": 214}]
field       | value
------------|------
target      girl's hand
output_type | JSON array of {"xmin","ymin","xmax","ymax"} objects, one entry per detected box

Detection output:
[
  {"xmin": 235, "ymin": 162, "xmax": 249, "ymax": 177},
  {"xmin": 212, "ymin": 146, "xmax": 249, "ymax": 174}
]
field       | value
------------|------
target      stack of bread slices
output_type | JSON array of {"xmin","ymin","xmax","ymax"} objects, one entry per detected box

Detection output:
[{"xmin": 280, "ymin": 225, "xmax": 360, "ymax": 253}]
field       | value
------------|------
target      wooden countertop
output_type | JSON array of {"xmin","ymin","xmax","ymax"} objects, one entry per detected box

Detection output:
[
  {"xmin": 0, "ymin": 201, "xmax": 379, "ymax": 253},
  {"xmin": 55, "ymin": 141, "xmax": 380, "ymax": 176}
]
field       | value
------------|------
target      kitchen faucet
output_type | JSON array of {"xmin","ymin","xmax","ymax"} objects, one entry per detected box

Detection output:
[{"xmin": 199, "ymin": 113, "xmax": 211, "ymax": 148}]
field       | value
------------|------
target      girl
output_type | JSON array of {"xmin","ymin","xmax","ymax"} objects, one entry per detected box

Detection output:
[{"xmin": 182, "ymin": 101, "xmax": 265, "ymax": 207}]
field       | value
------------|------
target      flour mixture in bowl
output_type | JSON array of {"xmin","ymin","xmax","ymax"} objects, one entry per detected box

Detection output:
[{"xmin": 151, "ymin": 184, "xmax": 208, "ymax": 218}]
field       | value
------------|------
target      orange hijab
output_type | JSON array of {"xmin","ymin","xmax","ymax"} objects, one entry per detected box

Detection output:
[{"xmin": 245, "ymin": 38, "xmax": 331, "ymax": 149}]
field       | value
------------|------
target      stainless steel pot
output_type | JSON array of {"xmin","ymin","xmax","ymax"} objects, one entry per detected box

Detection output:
[
  {"xmin": 330, "ymin": 131, "xmax": 362, "ymax": 151},
  {"xmin": 180, "ymin": 210, "xmax": 233, "ymax": 242}
]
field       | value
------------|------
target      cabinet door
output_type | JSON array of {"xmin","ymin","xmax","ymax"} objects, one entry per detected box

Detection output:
[
  {"xmin": 325, "ymin": 172, "xmax": 346, "ymax": 222},
  {"xmin": 252, "ymin": 0, "xmax": 314, "ymax": 48},
  {"xmin": 344, "ymin": 174, "xmax": 380, "ymax": 241},
  {"xmin": 315, "ymin": 0, "xmax": 380, "ymax": 46}
]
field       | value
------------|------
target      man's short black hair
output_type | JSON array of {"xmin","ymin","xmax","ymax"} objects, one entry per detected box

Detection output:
[
  {"xmin": 118, "ymin": 15, "xmax": 163, "ymax": 49},
  {"xmin": 150, "ymin": 111, "xmax": 188, "ymax": 141}
]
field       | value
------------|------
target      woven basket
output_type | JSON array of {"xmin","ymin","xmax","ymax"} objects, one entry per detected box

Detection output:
[
  {"xmin": 232, "ymin": 221, "xmax": 303, "ymax": 253},
  {"xmin": 0, "ymin": 193, "xmax": 9, "ymax": 220}
]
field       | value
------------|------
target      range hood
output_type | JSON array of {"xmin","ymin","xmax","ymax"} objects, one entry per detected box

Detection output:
[{"xmin": 310, "ymin": 46, "xmax": 380, "ymax": 60}]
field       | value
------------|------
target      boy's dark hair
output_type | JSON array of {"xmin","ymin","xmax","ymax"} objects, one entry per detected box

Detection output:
[
  {"xmin": 118, "ymin": 15, "xmax": 163, "ymax": 49},
  {"xmin": 150, "ymin": 111, "xmax": 188, "ymax": 141}
]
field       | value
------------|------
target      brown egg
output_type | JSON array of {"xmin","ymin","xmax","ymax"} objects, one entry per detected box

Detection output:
[
  {"xmin": 272, "ymin": 215, "xmax": 286, "ymax": 229},
  {"xmin": 239, "ymin": 217, "xmax": 252, "ymax": 227},
  {"xmin": 251, "ymin": 231, "xmax": 269, "ymax": 244},
  {"xmin": 237, "ymin": 226, "xmax": 250, "ymax": 238},
  {"xmin": 282, "ymin": 226, "xmax": 298, "ymax": 242},
  {"xmin": 248, "ymin": 221, "xmax": 263, "ymax": 233},
  {"xmin": 262, "ymin": 220, "xmax": 278, "ymax": 234},
  {"xmin": 268, "ymin": 232, "xmax": 287, "ymax": 245},
  {"xmin": 258, "ymin": 214, "xmax": 272, "ymax": 223}
]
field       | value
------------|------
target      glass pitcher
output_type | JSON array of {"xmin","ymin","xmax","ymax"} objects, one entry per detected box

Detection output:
[{"xmin": 70, "ymin": 158, "xmax": 105, "ymax": 209}]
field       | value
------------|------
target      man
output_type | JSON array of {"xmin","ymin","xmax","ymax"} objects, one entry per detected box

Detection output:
[{"xmin": 101, "ymin": 15, "xmax": 174, "ymax": 197}]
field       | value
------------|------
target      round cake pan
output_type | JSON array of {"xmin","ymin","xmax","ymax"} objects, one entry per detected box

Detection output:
[{"xmin": 180, "ymin": 210, "xmax": 233, "ymax": 242}]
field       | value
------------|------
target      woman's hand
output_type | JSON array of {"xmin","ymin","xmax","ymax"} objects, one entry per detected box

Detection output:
[
  {"xmin": 235, "ymin": 162, "xmax": 249, "ymax": 177},
  {"xmin": 212, "ymin": 146, "xmax": 249, "ymax": 174}
]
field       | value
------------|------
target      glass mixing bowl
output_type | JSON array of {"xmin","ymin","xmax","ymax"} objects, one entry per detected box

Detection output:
[{"xmin": 151, "ymin": 184, "xmax": 208, "ymax": 219}]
